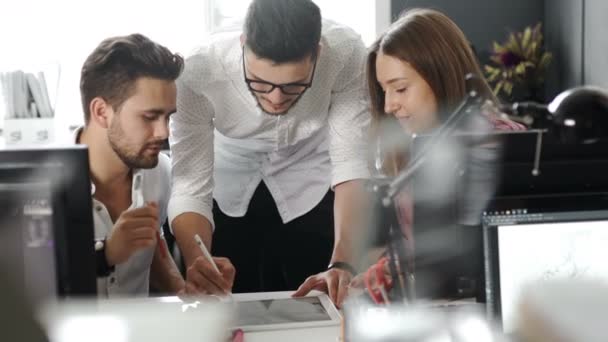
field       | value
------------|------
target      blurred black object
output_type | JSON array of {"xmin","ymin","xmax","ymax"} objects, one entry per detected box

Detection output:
[{"xmin": 0, "ymin": 272, "xmax": 49, "ymax": 342}]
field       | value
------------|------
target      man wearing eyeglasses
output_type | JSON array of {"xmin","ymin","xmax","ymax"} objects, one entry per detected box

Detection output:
[{"xmin": 168, "ymin": 0, "xmax": 370, "ymax": 307}]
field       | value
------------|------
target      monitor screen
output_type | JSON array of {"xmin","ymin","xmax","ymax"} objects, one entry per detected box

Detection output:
[
  {"xmin": 0, "ymin": 146, "xmax": 97, "ymax": 304},
  {"xmin": 483, "ymin": 197, "xmax": 608, "ymax": 333}
]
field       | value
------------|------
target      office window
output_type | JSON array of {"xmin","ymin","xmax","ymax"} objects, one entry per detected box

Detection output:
[
  {"xmin": 0, "ymin": 0, "xmax": 389, "ymax": 133},
  {"xmin": 208, "ymin": 0, "xmax": 390, "ymax": 46}
]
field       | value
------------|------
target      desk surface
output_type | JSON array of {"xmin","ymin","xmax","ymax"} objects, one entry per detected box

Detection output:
[{"xmin": 244, "ymin": 325, "xmax": 339, "ymax": 342}]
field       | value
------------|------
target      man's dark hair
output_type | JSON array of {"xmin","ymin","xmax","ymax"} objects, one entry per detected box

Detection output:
[
  {"xmin": 244, "ymin": 0, "xmax": 322, "ymax": 63},
  {"xmin": 80, "ymin": 33, "xmax": 184, "ymax": 124}
]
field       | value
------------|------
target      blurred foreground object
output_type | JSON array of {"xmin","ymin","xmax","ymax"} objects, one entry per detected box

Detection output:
[
  {"xmin": 344, "ymin": 299, "xmax": 506, "ymax": 342},
  {"xmin": 39, "ymin": 297, "xmax": 232, "ymax": 342},
  {"xmin": 516, "ymin": 280, "xmax": 608, "ymax": 342}
]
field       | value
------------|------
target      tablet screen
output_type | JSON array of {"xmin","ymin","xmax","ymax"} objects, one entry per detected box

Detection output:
[{"xmin": 236, "ymin": 296, "xmax": 331, "ymax": 326}]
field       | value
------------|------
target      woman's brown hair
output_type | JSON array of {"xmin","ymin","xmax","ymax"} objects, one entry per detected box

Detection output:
[{"xmin": 367, "ymin": 8, "xmax": 496, "ymax": 174}]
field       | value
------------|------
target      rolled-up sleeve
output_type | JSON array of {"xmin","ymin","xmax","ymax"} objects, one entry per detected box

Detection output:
[
  {"xmin": 328, "ymin": 37, "xmax": 371, "ymax": 187},
  {"xmin": 168, "ymin": 75, "xmax": 216, "ymax": 230}
]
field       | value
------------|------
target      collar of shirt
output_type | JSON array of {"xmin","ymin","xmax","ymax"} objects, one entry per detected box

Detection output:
[{"xmin": 73, "ymin": 127, "xmax": 144, "ymax": 201}]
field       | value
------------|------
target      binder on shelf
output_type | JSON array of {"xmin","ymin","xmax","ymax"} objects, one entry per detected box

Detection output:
[{"xmin": 1, "ymin": 69, "xmax": 56, "ymax": 146}]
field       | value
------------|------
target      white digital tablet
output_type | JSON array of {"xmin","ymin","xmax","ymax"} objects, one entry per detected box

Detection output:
[{"xmin": 227, "ymin": 291, "xmax": 342, "ymax": 332}]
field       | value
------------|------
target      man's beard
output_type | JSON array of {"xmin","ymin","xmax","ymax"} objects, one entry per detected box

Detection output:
[
  {"xmin": 108, "ymin": 119, "xmax": 162, "ymax": 169},
  {"xmin": 252, "ymin": 91, "xmax": 304, "ymax": 116}
]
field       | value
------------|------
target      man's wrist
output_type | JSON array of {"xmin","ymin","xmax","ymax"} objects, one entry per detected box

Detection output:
[
  {"xmin": 95, "ymin": 238, "xmax": 115, "ymax": 277},
  {"xmin": 103, "ymin": 236, "xmax": 118, "ymax": 266},
  {"xmin": 327, "ymin": 261, "xmax": 357, "ymax": 275},
  {"xmin": 172, "ymin": 216, "xmax": 213, "ymax": 266},
  {"xmin": 330, "ymin": 242, "xmax": 353, "ymax": 265}
]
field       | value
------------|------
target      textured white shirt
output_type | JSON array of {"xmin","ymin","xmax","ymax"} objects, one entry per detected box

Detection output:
[
  {"xmin": 74, "ymin": 128, "xmax": 171, "ymax": 297},
  {"xmin": 168, "ymin": 20, "xmax": 371, "ymax": 227}
]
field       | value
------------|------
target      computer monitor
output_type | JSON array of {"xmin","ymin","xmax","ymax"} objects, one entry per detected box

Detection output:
[
  {"xmin": 481, "ymin": 133, "xmax": 608, "ymax": 332},
  {"xmin": 0, "ymin": 146, "xmax": 97, "ymax": 304}
]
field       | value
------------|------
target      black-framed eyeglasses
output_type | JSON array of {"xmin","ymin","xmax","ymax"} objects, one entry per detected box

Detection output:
[{"xmin": 242, "ymin": 47, "xmax": 317, "ymax": 96}]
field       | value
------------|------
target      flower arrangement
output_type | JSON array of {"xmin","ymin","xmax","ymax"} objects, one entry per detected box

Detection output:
[{"xmin": 485, "ymin": 23, "xmax": 552, "ymax": 102}]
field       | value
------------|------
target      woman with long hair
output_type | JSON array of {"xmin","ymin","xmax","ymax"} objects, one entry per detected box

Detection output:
[{"xmin": 351, "ymin": 8, "xmax": 524, "ymax": 302}]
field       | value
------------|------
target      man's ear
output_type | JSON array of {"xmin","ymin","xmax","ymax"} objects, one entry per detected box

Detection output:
[{"xmin": 89, "ymin": 97, "xmax": 112, "ymax": 129}]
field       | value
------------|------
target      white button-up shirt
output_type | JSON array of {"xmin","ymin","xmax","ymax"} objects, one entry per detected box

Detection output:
[
  {"xmin": 74, "ymin": 128, "xmax": 171, "ymax": 297},
  {"xmin": 168, "ymin": 20, "xmax": 371, "ymax": 227}
]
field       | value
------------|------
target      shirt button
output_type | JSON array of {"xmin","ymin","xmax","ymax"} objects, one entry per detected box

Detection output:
[
  {"xmin": 110, "ymin": 277, "xmax": 116, "ymax": 284},
  {"xmin": 96, "ymin": 206, "xmax": 103, "ymax": 212}
]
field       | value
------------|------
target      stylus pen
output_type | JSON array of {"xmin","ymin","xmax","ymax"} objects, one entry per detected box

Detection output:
[
  {"xmin": 194, "ymin": 234, "xmax": 233, "ymax": 299},
  {"xmin": 133, "ymin": 175, "xmax": 168, "ymax": 259},
  {"xmin": 194, "ymin": 234, "xmax": 220, "ymax": 273}
]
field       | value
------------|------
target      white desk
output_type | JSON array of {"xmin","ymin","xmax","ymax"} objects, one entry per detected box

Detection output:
[{"xmin": 244, "ymin": 326, "xmax": 339, "ymax": 342}]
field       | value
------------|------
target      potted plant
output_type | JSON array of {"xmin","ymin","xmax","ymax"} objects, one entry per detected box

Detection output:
[{"xmin": 485, "ymin": 23, "xmax": 552, "ymax": 103}]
